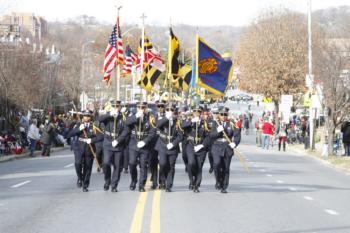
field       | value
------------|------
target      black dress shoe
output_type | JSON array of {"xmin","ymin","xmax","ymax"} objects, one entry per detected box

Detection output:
[
  {"xmin": 189, "ymin": 184, "xmax": 194, "ymax": 190},
  {"xmin": 130, "ymin": 182, "xmax": 136, "ymax": 191},
  {"xmin": 215, "ymin": 182, "xmax": 221, "ymax": 190},
  {"xmin": 77, "ymin": 180, "xmax": 82, "ymax": 188},
  {"xmin": 139, "ymin": 187, "xmax": 145, "ymax": 192},
  {"xmin": 159, "ymin": 184, "xmax": 165, "ymax": 190},
  {"xmin": 194, "ymin": 187, "xmax": 200, "ymax": 193},
  {"xmin": 165, "ymin": 188, "xmax": 171, "ymax": 192},
  {"xmin": 221, "ymin": 189, "xmax": 227, "ymax": 194},
  {"xmin": 111, "ymin": 187, "xmax": 118, "ymax": 192},
  {"xmin": 83, "ymin": 187, "xmax": 89, "ymax": 192},
  {"xmin": 103, "ymin": 183, "xmax": 109, "ymax": 191},
  {"xmin": 209, "ymin": 167, "xmax": 214, "ymax": 174},
  {"xmin": 123, "ymin": 169, "xmax": 129, "ymax": 174},
  {"xmin": 151, "ymin": 184, "xmax": 158, "ymax": 190},
  {"xmin": 97, "ymin": 167, "xmax": 101, "ymax": 173}
]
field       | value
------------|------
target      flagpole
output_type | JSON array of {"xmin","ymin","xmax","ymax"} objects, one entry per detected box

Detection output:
[
  {"xmin": 140, "ymin": 13, "xmax": 147, "ymax": 101},
  {"xmin": 168, "ymin": 20, "xmax": 173, "ymax": 143},
  {"xmin": 116, "ymin": 6, "xmax": 122, "ymax": 101}
]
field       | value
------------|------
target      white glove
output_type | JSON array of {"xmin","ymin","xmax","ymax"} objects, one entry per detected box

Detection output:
[
  {"xmin": 110, "ymin": 109, "xmax": 119, "ymax": 117},
  {"xmin": 194, "ymin": 144, "xmax": 204, "ymax": 152},
  {"xmin": 167, "ymin": 143, "xmax": 174, "ymax": 150},
  {"xmin": 137, "ymin": 141, "xmax": 146, "ymax": 148},
  {"xmin": 136, "ymin": 111, "xmax": 143, "ymax": 119},
  {"xmin": 229, "ymin": 142, "xmax": 236, "ymax": 149},
  {"xmin": 217, "ymin": 125, "xmax": 224, "ymax": 133},
  {"xmin": 79, "ymin": 124, "xmax": 85, "ymax": 131},
  {"xmin": 112, "ymin": 140, "xmax": 118, "ymax": 147},
  {"xmin": 191, "ymin": 117, "xmax": 200, "ymax": 123},
  {"xmin": 121, "ymin": 107, "xmax": 127, "ymax": 113},
  {"xmin": 86, "ymin": 138, "xmax": 92, "ymax": 144},
  {"xmin": 165, "ymin": 111, "xmax": 173, "ymax": 120}
]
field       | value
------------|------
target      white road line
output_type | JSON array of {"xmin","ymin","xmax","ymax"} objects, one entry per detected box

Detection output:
[
  {"xmin": 324, "ymin": 209, "xmax": 339, "ymax": 216},
  {"xmin": 259, "ymin": 169, "xmax": 266, "ymax": 172},
  {"xmin": 276, "ymin": 180, "xmax": 284, "ymax": 184},
  {"xmin": 289, "ymin": 187, "xmax": 297, "ymax": 191},
  {"xmin": 11, "ymin": 180, "xmax": 31, "ymax": 188},
  {"xmin": 64, "ymin": 163, "xmax": 74, "ymax": 168},
  {"xmin": 0, "ymin": 203, "xmax": 4, "ymax": 206},
  {"xmin": 266, "ymin": 174, "xmax": 272, "ymax": 177},
  {"xmin": 303, "ymin": 196, "xmax": 314, "ymax": 201},
  {"xmin": 253, "ymin": 164, "xmax": 259, "ymax": 168}
]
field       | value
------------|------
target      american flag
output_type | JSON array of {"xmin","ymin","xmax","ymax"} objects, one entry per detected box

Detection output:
[
  {"xmin": 122, "ymin": 45, "xmax": 138, "ymax": 75},
  {"xmin": 103, "ymin": 17, "xmax": 124, "ymax": 83}
]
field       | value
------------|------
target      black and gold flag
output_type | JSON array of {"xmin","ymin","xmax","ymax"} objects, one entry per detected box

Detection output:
[
  {"xmin": 137, "ymin": 64, "xmax": 162, "ymax": 91},
  {"xmin": 138, "ymin": 33, "xmax": 153, "ymax": 54},
  {"xmin": 169, "ymin": 28, "xmax": 180, "ymax": 76},
  {"xmin": 173, "ymin": 64, "xmax": 192, "ymax": 91}
]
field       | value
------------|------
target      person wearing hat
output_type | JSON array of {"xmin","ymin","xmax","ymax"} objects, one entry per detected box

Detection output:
[
  {"xmin": 98, "ymin": 100, "xmax": 128, "ymax": 192},
  {"xmin": 66, "ymin": 110, "xmax": 103, "ymax": 192},
  {"xmin": 210, "ymin": 107, "xmax": 240, "ymax": 193},
  {"xmin": 181, "ymin": 106, "xmax": 210, "ymax": 193},
  {"xmin": 155, "ymin": 103, "xmax": 183, "ymax": 192},
  {"xmin": 125, "ymin": 101, "xmax": 156, "ymax": 192},
  {"xmin": 148, "ymin": 100, "xmax": 166, "ymax": 189}
]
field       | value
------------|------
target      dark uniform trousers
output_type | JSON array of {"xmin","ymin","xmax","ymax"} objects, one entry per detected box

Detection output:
[
  {"xmin": 211, "ymin": 142, "xmax": 233, "ymax": 189},
  {"xmin": 103, "ymin": 146, "xmax": 123, "ymax": 188},
  {"xmin": 149, "ymin": 147, "xmax": 159, "ymax": 186},
  {"xmin": 158, "ymin": 151, "xmax": 178, "ymax": 188},
  {"xmin": 186, "ymin": 143, "xmax": 206, "ymax": 187},
  {"xmin": 122, "ymin": 143, "xmax": 129, "ymax": 171},
  {"xmin": 129, "ymin": 148, "xmax": 149, "ymax": 188},
  {"xmin": 210, "ymin": 121, "xmax": 239, "ymax": 190}
]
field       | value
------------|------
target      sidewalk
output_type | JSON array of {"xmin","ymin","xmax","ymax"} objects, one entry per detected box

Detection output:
[
  {"xmin": 288, "ymin": 143, "xmax": 350, "ymax": 175},
  {"xmin": 0, "ymin": 146, "xmax": 69, "ymax": 163}
]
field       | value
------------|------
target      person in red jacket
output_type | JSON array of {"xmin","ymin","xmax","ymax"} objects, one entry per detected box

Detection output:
[{"xmin": 262, "ymin": 118, "xmax": 274, "ymax": 150}]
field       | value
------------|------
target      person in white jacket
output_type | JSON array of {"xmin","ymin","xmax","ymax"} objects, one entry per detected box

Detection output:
[{"xmin": 27, "ymin": 119, "xmax": 41, "ymax": 157}]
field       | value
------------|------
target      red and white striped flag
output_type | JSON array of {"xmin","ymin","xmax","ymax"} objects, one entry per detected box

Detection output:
[
  {"xmin": 103, "ymin": 17, "xmax": 124, "ymax": 83},
  {"xmin": 122, "ymin": 45, "xmax": 138, "ymax": 75}
]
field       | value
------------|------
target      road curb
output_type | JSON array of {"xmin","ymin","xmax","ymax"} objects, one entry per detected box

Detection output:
[
  {"xmin": 288, "ymin": 146, "xmax": 350, "ymax": 176},
  {"xmin": 0, "ymin": 146, "xmax": 68, "ymax": 163}
]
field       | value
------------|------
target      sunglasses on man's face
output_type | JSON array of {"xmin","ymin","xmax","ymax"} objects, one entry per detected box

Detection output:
[
  {"xmin": 220, "ymin": 113, "xmax": 228, "ymax": 116},
  {"xmin": 137, "ymin": 106, "xmax": 146, "ymax": 109}
]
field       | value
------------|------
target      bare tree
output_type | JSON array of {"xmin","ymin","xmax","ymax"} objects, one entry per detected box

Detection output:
[
  {"xmin": 314, "ymin": 40, "xmax": 350, "ymax": 155},
  {"xmin": 236, "ymin": 9, "xmax": 309, "ymax": 111}
]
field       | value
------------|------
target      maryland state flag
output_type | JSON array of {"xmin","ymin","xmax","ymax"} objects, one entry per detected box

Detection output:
[
  {"xmin": 137, "ymin": 64, "xmax": 162, "ymax": 91},
  {"xmin": 196, "ymin": 35, "xmax": 233, "ymax": 96},
  {"xmin": 173, "ymin": 64, "xmax": 192, "ymax": 91},
  {"xmin": 168, "ymin": 28, "xmax": 180, "ymax": 76}
]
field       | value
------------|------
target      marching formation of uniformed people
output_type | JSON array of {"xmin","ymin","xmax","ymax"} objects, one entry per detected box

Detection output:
[{"xmin": 65, "ymin": 100, "xmax": 241, "ymax": 193}]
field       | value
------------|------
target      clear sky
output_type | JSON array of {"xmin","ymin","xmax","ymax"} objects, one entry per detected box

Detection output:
[{"xmin": 2, "ymin": 0, "xmax": 350, "ymax": 26}]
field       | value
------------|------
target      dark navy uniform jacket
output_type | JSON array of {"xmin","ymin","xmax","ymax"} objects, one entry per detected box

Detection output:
[
  {"xmin": 67, "ymin": 122, "xmax": 103, "ymax": 156},
  {"xmin": 98, "ymin": 113, "xmax": 128, "ymax": 152},
  {"xmin": 125, "ymin": 113, "xmax": 156, "ymax": 153},
  {"xmin": 210, "ymin": 121, "xmax": 240, "ymax": 157},
  {"xmin": 155, "ymin": 117, "xmax": 183, "ymax": 155}
]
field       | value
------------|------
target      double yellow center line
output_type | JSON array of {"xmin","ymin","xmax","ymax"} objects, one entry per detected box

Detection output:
[{"xmin": 129, "ymin": 181, "xmax": 161, "ymax": 233}]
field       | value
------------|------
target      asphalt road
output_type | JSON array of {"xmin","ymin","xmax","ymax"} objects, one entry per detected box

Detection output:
[{"xmin": 1, "ymin": 102, "xmax": 350, "ymax": 233}]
